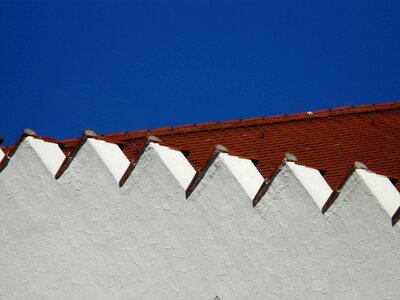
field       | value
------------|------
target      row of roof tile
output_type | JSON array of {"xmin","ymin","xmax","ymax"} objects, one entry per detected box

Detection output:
[{"xmin": 1, "ymin": 101, "xmax": 399, "ymax": 190}]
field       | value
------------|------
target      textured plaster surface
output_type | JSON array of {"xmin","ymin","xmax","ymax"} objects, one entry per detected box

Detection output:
[
  {"xmin": 286, "ymin": 161, "xmax": 332, "ymax": 210},
  {"xmin": 324, "ymin": 170, "xmax": 400, "ymax": 298},
  {"xmin": 355, "ymin": 169, "xmax": 400, "ymax": 217},
  {"xmin": 150, "ymin": 142, "xmax": 196, "ymax": 189},
  {"xmin": 0, "ymin": 137, "xmax": 399, "ymax": 299},
  {"xmin": 87, "ymin": 138, "xmax": 130, "ymax": 182},
  {"xmin": 25, "ymin": 136, "xmax": 66, "ymax": 176},
  {"xmin": 218, "ymin": 153, "xmax": 264, "ymax": 199}
]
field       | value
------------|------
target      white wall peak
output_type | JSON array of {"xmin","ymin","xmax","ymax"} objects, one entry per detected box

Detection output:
[
  {"xmin": 253, "ymin": 158, "xmax": 332, "ymax": 211},
  {"xmin": 186, "ymin": 149, "xmax": 264, "ymax": 201},
  {"xmin": 0, "ymin": 148, "xmax": 4, "ymax": 163},
  {"xmin": 86, "ymin": 138, "xmax": 130, "ymax": 182},
  {"xmin": 12, "ymin": 136, "xmax": 66, "ymax": 176},
  {"xmin": 219, "ymin": 152, "xmax": 264, "ymax": 199},
  {"xmin": 286, "ymin": 161, "xmax": 332, "ymax": 210},
  {"xmin": 149, "ymin": 142, "xmax": 196, "ymax": 189},
  {"xmin": 119, "ymin": 140, "xmax": 195, "ymax": 190},
  {"xmin": 356, "ymin": 168, "xmax": 400, "ymax": 220}
]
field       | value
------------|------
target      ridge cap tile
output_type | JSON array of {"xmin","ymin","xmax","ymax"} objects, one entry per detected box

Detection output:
[
  {"xmin": 2, "ymin": 101, "xmax": 399, "ymax": 193},
  {"xmin": 100, "ymin": 101, "xmax": 400, "ymax": 137}
]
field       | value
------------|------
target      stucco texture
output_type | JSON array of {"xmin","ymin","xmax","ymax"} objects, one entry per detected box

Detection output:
[{"xmin": 0, "ymin": 137, "xmax": 399, "ymax": 299}]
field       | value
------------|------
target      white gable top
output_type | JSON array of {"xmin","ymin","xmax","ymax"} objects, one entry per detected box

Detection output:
[
  {"xmin": 0, "ymin": 148, "xmax": 4, "ymax": 162},
  {"xmin": 87, "ymin": 138, "xmax": 130, "ymax": 182},
  {"xmin": 286, "ymin": 161, "xmax": 333, "ymax": 210},
  {"xmin": 356, "ymin": 168, "xmax": 400, "ymax": 218},
  {"xmin": 149, "ymin": 142, "xmax": 196, "ymax": 190},
  {"xmin": 23, "ymin": 136, "xmax": 66, "ymax": 176},
  {"xmin": 219, "ymin": 152, "xmax": 264, "ymax": 200}
]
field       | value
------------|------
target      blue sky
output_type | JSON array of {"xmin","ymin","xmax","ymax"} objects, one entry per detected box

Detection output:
[{"xmin": 1, "ymin": 0, "xmax": 399, "ymax": 145}]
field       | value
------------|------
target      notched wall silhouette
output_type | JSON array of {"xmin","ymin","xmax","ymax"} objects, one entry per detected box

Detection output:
[{"xmin": 0, "ymin": 131, "xmax": 399, "ymax": 299}]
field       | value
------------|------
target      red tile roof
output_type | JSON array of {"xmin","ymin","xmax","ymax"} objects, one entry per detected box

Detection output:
[{"xmin": 2, "ymin": 101, "xmax": 400, "ymax": 190}]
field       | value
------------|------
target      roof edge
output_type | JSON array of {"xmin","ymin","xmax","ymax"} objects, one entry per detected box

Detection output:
[{"xmin": 100, "ymin": 101, "xmax": 400, "ymax": 139}]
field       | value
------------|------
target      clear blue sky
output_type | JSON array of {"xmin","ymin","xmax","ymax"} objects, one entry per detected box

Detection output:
[{"xmin": 1, "ymin": 0, "xmax": 399, "ymax": 145}]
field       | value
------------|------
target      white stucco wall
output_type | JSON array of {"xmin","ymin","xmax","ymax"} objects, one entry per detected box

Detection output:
[
  {"xmin": 0, "ymin": 148, "xmax": 5, "ymax": 162},
  {"xmin": 0, "ymin": 136, "xmax": 399, "ymax": 299}
]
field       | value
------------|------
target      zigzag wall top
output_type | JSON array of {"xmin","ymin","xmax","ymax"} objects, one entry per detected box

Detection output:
[{"xmin": 2, "ymin": 101, "xmax": 399, "ymax": 190}]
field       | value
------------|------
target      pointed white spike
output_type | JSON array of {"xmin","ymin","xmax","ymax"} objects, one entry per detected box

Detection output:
[
  {"xmin": 149, "ymin": 142, "xmax": 196, "ymax": 189},
  {"xmin": 286, "ymin": 161, "xmax": 332, "ymax": 210},
  {"xmin": 87, "ymin": 138, "xmax": 130, "ymax": 182},
  {"xmin": 188, "ymin": 152, "xmax": 264, "ymax": 201},
  {"xmin": 0, "ymin": 148, "xmax": 5, "ymax": 162},
  {"xmin": 355, "ymin": 169, "xmax": 400, "ymax": 218},
  {"xmin": 23, "ymin": 136, "xmax": 65, "ymax": 176},
  {"xmin": 219, "ymin": 153, "xmax": 264, "ymax": 200},
  {"xmin": 121, "ymin": 141, "xmax": 196, "ymax": 192}
]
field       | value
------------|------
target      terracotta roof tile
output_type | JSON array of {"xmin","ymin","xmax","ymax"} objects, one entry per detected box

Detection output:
[{"xmin": 1, "ymin": 101, "xmax": 399, "ymax": 190}]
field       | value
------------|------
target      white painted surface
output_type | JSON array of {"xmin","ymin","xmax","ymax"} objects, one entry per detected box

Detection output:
[
  {"xmin": 325, "ymin": 170, "xmax": 400, "ymax": 298},
  {"xmin": 256, "ymin": 162, "xmax": 400, "ymax": 298},
  {"xmin": 150, "ymin": 142, "xmax": 196, "ymax": 189},
  {"xmin": 0, "ymin": 148, "xmax": 4, "ymax": 162},
  {"xmin": 356, "ymin": 169, "xmax": 400, "ymax": 217},
  {"xmin": 286, "ymin": 161, "xmax": 333, "ymax": 210},
  {"xmin": 219, "ymin": 152, "xmax": 264, "ymax": 199},
  {"xmin": 0, "ymin": 141, "xmax": 400, "ymax": 299},
  {"xmin": 87, "ymin": 138, "xmax": 130, "ymax": 182},
  {"xmin": 185, "ymin": 152, "xmax": 268, "ymax": 299},
  {"xmin": 25, "ymin": 136, "xmax": 65, "ymax": 175}
]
